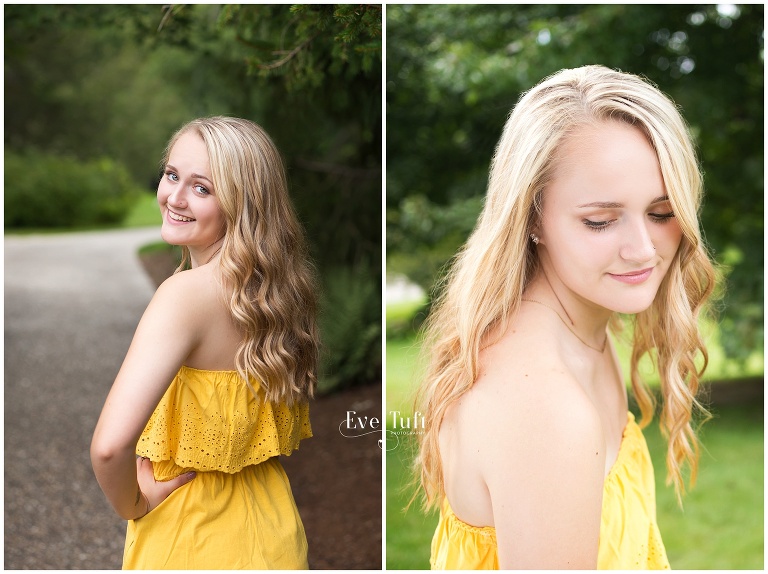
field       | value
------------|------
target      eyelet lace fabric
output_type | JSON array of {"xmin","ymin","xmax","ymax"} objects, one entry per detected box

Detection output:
[{"xmin": 135, "ymin": 365, "xmax": 312, "ymax": 475}]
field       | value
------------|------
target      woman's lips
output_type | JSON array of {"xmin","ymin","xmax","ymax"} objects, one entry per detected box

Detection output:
[
  {"xmin": 608, "ymin": 267, "xmax": 654, "ymax": 284},
  {"xmin": 165, "ymin": 208, "xmax": 195, "ymax": 225}
]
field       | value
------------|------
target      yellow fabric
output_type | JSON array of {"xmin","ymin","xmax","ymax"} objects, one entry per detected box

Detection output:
[
  {"xmin": 124, "ymin": 366, "xmax": 312, "ymax": 570},
  {"xmin": 135, "ymin": 365, "xmax": 312, "ymax": 472},
  {"xmin": 430, "ymin": 412, "xmax": 670, "ymax": 570}
]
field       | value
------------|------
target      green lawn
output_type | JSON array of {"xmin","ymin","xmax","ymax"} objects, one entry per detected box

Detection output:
[
  {"xmin": 122, "ymin": 192, "xmax": 161, "ymax": 227},
  {"xmin": 385, "ymin": 302, "xmax": 764, "ymax": 569}
]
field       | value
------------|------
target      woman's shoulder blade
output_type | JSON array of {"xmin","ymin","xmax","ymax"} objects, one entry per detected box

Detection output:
[
  {"xmin": 475, "ymin": 322, "xmax": 584, "ymax": 407},
  {"xmin": 468, "ymin": 329, "xmax": 604, "ymax": 466}
]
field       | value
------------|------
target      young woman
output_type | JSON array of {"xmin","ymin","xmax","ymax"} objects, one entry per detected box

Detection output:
[
  {"xmin": 415, "ymin": 66, "xmax": 716, "ymax": 569},
  {"xmin": 91, "ymin": 116, "xmax": 318, "ymax": 569}
]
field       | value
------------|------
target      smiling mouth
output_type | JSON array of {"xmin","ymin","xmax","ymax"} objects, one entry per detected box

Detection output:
[
  {"xmin": 168, "ymin": 209, "xmax": 195, "ymax": 223},
  {"xmin": 608, "ymin": 267, "xmax": 654, "ymax": 284}
]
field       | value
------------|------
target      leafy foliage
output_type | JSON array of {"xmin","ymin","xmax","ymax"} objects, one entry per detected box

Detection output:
[
  {"xmin": 317, "ymin": 266, "xmax": 382, "ymax": 393},
  {"xmin": 5, "ymin": 151, "xmax": 140, "ymax": 228},
  {"xmin": 387, "ymin": 4, "xmax": 763, "ymax": 360}
]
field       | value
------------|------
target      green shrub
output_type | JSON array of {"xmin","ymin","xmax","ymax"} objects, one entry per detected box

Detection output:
[
  {"xmin": 5, "ymin": 150, "xmax": 141, "ymax": 228},
  {"xmin": 317, "ymin": 265, "xmax": 382, "ymax": 394}
]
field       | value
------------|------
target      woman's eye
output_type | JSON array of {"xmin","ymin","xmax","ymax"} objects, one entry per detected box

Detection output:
[
  {"xmin": 193, "ymin": 184, "xmax": 210, "ymax": 196},
  {"xmin": 649, "ymin": 211, "xmax": 675, "ymax": 223},
  {"xmin": 165, "ymin": 171, "xmax": 178, "ymax": 182},
  {"xmin": 583, "ymin": 218, "xmax": 615, "ymax": 232}
]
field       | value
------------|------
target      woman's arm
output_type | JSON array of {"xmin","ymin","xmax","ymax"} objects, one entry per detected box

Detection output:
[
  {"xmin": 90, "ymin": 273, "xmax": 204, "ymax": 519},
  {"xmin": 475, "ymin": 372, "xmax": 606, "ymax": 569}
]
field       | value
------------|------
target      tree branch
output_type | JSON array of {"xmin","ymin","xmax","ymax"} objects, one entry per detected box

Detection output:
[{"xmin": 259, "ymin": 32, "xmax": 320, "ymax": 71}]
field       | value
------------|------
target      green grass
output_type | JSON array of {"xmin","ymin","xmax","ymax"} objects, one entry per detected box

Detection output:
[
  {"xmin": 387, "ymin": 299, "xmax": 427, "ymax": 323},
  {"xmin": 386, "ymin": 333, "xmax": 422, "ymax": 417},
  {"xmin": 137, "ymin": 240, "xmax": 178, "ymax": 256},
  {"xmin": 122, "ymin": 192, "xmax": 161, "ymax": 227},
  {"xmin": 647, "ymin": 404, "xmax": 764, "ymax": 569},
  {"xmin": 387, "ymin": 444, "xmax": 438, "ymax": 570}
]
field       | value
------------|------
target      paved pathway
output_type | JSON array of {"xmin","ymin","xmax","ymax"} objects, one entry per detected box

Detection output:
[{"xmin": 5, "ymin": 227, "xmax": 162, "ymax": 569}]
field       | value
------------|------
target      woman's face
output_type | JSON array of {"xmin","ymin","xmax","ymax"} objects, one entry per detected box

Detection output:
[
  {"xmin": 157, "ymin": 131, "xmax": 226, "ymax": 263},
  {"xmin": 536, "ymin": 121, "xmax": 683, "ymax": 315}
]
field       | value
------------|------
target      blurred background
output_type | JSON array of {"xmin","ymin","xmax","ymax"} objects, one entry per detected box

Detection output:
[
  {"xmin": 5, "ymin": 4, "xmax": 381, "ymax": 569},
  {"xmin": 386, "ymin": 4, "xmax": 763, "ymax": 569}
]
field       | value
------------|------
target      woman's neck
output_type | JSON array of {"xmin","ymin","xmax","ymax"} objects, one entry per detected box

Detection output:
[
  {"xmin": 523, "ymin": 266, "xmax": 612, "ymax": 350},
  {"xmin": 189, "ymin": 239, "xmax": 224, "ymax": 269}
]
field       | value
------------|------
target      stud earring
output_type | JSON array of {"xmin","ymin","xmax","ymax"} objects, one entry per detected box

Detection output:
[{"xmin": 530, "ymin": 233, "xmax": 540, "ymax": 245}]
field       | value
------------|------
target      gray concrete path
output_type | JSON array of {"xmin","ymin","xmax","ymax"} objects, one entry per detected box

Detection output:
[{"xmin": 5, "ymin": 227, "xmax": 162, "ymax": 569}]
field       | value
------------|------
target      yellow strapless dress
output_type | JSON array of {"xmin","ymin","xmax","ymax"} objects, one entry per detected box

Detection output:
[
  {"xmin": 123, "ymin": 366, "xmax": 312, "ymax": 570},
  {"xmin": 430, "ymin": 412, "xmax": 670, "ymax": 569}
]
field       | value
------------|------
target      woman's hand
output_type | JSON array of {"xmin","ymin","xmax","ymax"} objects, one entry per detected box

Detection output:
[{"xmin": 135, "ymin": 457, "xmax": 196, "ymax": 518}]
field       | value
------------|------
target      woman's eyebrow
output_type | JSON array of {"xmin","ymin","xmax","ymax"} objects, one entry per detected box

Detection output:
[
  {"xmin": 576, "ymin": 195, "xmax": 669, "ymax": 209},
  {"xmin": 576, "ymin": 201, "xmax": 623, "ymax": 209},
  {"xmin": 192, "ymin": 173, "xmax": 213, "ymax": 184}
]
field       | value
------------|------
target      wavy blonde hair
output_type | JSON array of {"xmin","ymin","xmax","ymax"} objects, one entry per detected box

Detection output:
[
  {"xmin": 163, "ymin": 116, "xmax": 319, "ymax": 405},
  {"xmin": 415, "ymin": 65, "xmax": 716, "ymax": 509}
]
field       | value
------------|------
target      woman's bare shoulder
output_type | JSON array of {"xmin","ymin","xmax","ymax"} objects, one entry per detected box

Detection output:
[
  {"xmin": 145, "ymin": 264, "xmax": 229, "ymax": 331},
  {"xmin": 154, "ymin": 264, "xmax": 222, "ymax": 305},
  {"xmin": 458, "ymin": 322, "xmax": 606, "ymax": 567},
  {"xmin": 463, "ymin": 316, "xmax": 605, "ymax": 478},
  {"xmin": 471, "ymin": 313, "xmax": 587, "ymax": 407}
]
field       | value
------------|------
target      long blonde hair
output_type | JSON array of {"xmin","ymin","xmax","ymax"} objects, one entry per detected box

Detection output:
[
  {"xmin": 163, "ymin": 116, "xmax": 319, "ymax": 405},
  {"xmin": 415, "ymin": 65, "xmax": 716, "ymax": 508}
]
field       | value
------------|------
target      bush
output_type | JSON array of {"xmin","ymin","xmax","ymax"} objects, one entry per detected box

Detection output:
[
  {"xmin": 317, "ymin": 265, "xmax": 382, "ymax": 394},
  {"xmin": 5, "ymin": 150, "xmax": 142, "ymax": 228}
]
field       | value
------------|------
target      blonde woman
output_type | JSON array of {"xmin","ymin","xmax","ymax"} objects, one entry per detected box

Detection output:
[
  {"xmin": 91, "ymin": 117, "xmax": 318, "ymax": 569},
  {"xmin": 416, "ymin": 66, "xmax": 716, "ymax": 569}
]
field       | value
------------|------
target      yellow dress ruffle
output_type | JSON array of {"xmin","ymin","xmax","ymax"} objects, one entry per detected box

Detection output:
[
  {"xmin": 123, "ymin": 366, "xmax": 312, "ymax": 570},
  {"xmin": 430, "ymin": 412, "xmax": 670, "ymax": 570}
]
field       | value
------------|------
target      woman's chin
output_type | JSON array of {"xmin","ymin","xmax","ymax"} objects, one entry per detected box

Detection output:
[
  {"xmin": 608, "ymin": 296, "xmax": 658, "ymax": 316},
  {"xmin": 160, "ymin": 228, "xmax": 186, "ymax": 247}
]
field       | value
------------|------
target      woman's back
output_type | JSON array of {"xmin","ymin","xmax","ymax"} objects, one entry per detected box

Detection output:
[
  {"xmin": 438, "ymin": 302, "xmax": 627, "ymax": 567},
  {"xmin": 432, "ymin": 412, "xmax": 670, "ymax": 569},
  {"xmin": 163, "ymin": 263, "xmax": 243, "ymax": 372}
]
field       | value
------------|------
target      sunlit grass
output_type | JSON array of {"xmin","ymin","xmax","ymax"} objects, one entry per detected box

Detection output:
[{"xmin": 122, "ymin": 192, "xmax": 161, "ymax": 227}]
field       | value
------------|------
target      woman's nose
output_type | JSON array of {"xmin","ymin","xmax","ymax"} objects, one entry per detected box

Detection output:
[
  {"xmin": 619, "ymin": 219, "xmax": 656, "ymax": 263},
  {"xmin": 167, "ymin": 185, "xmax": 187, "ymax": 208}
]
